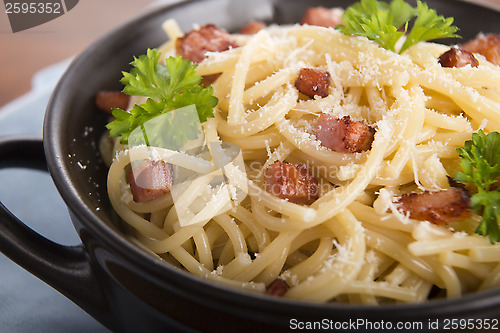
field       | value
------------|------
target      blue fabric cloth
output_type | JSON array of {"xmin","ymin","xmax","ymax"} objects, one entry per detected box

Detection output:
[{"xmin": 0, "ymin": 60, "xmax": 109, "ymax": 333}]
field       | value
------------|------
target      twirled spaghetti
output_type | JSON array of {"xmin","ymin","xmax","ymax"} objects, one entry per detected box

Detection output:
[{"xmin": 101, "ymin": 18, "xmax": 500, "ymax": 304}]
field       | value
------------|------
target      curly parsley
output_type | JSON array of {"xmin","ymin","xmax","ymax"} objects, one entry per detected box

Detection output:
[
  {"xmin": 455, "ymin": 130, "xmax": 500, "ymax": 243},
  {"xmin": 337, "ymin": 0, "xmax": 460, "ymax": 53},
  {"xmin": 106, "ymin": 49, "xmax": 218, "ymax": 145}
]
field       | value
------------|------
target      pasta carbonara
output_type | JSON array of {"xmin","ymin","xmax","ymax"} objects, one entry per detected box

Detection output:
[{"xmin": 100, "ymin": 15, "xmax": 500, "ymax": 305}]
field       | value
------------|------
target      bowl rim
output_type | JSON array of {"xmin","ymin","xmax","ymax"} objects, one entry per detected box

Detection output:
[{"xmin": 43, "ymin": 0, "xmax": 500, "ymax": 321}]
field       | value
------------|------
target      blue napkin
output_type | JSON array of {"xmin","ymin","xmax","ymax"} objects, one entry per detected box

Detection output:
[{"xmin": 0, "ymin": 59, "xmax": 108, "ymax": 333}]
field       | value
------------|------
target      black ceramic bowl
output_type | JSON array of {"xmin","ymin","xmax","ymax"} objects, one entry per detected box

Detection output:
[{"xmin": 1, "ymin": 0, "xmax": 500, "ymax": 332}]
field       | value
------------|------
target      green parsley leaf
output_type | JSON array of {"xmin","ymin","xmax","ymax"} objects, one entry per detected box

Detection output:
[
  {"xmin": 109, "ymin": 98, "xmax": 166, "ymax": 144},
  {"xmin": 337, "ymin": 0, "xmax": 409, "ymax": 52},
  {"xmin": 106, "ymin": 49, "xmax": 217, "ymax": 146},
  {"xmin": 126, "ymin": 106, "xmax": 202, "ymax": 150},
  {"xmin": 389, "ymin": 0, "xmax": 416, "ymax": 29},
  {"xmin": 337, "ymin": 0, "xmax": 460, "ymax": 54},
  {"xmin": 455, "ymin": 130, "xmax": 500, "ymax": 243},
  {"xmin": 400, "ymin": 1, "xmax": 460, "ymax": 53},
  {"xmin": 166, "ymin": 85, "xmax": 218, "ymax": 123}
]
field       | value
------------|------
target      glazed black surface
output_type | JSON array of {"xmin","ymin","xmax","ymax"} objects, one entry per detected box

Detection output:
[{"xmin": 30, "ymin": 0, "xmax": 500, "ymax": 331}]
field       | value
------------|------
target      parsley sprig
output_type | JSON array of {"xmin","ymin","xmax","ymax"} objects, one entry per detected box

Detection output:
[
  {"xmin": 106, "ymin": 49, "xmax": 218, "ymax": 145},
  {"xmin": 337, "ymin": 0, "xmax": 460, "ymax": 53},
  {"xmin": 455, "ymin": 130, "xmax": 500, "ymax": 243}
]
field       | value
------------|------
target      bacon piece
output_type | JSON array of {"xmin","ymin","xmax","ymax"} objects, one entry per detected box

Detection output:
[
  {"xmin": 95, "ymin": 91, "xmax": 130, "ymax": 113},
  {"xmin": 491, "ymin": 176, "xmax": 500, "ymax": 191},
  {"xmin": 176, "ymin": 24, "xmax": 239, "ymax": 63},
  {"xmin": 301, "ymin": 7, "xmax": 344, "ymax": 28},
  {"xmin": 462, "ymin": 34, "xmax": 500, "ymax": 66},
  {"xmin": 128, "ymin": 161, "xmax": 173, "ymax": 202},
  {"xmin": 264, "ymin": 161, "xmax": 319, "ymax": 205},
  {"xmin": 201, "ymin": 73, "xmax": 221, "ymax": 87},
  {"xmin": 438, "ymin": 48, "xmax": 479, "ymax": 68},
  {"xmin": 396, "ymin": 188, "xmax": 471, "ymax": 225},
  {"xmin": 240, "ymin": 21, "xmax": 266, "ymax": 35},
  {"xmin": 295, "ymin": 68, "xmax": 331, "ymax": 98},
  {"xmin": 266, "ymin": 278, "xmax": 289, "ymax": 297},
  {"xmin": 315, "ymin": 115, "xmax": 375, "ymax": 153}
]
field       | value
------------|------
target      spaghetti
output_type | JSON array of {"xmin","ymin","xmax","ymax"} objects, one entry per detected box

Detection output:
[{"xmin": 102, "ymin": 19, "xmax": 500, "ymax": 304}]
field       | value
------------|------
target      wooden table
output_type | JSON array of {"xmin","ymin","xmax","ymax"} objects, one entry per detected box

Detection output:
[
  {"xmin": 0, "ymin": 0, "xmax": 155, "ymax": 107},
  {"xmin": 0, "ymin": 0, "xmax": 499, "ymax": 108}
]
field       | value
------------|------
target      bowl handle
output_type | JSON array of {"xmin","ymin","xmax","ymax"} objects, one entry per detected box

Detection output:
[{"xmin": 0, "ymin": 136, "xmax": 115, "ymax": 331}]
